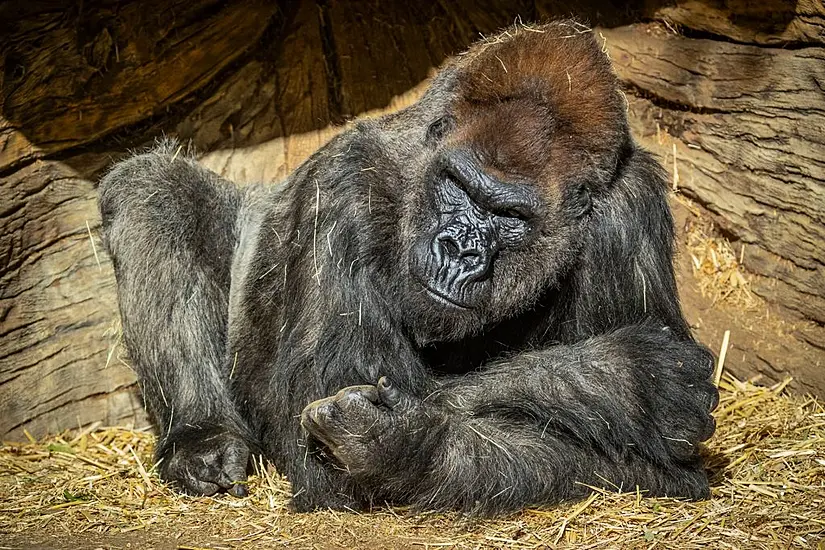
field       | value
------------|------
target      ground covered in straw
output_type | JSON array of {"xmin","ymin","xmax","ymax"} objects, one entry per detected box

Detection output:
[{"xmin": 1, "ymin": 376, "xmax": 823, "ymax": 549}]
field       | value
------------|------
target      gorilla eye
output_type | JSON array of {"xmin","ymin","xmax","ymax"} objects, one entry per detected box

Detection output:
[
  {"xmin": 497, "ymin": 207, "xmax": 527, "ymax": 220},
  {"xmin": 426, "ymin": 116, "xmax": 454, "ymax": 146}
]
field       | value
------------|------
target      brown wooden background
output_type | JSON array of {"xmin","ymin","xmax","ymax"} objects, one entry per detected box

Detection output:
[{"xmin": 2, "ymin": 0, "xmax": 823, "ymax": 439}]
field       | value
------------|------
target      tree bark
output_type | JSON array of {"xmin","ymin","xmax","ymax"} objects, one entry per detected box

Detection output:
[
  {"xmin": 599, "ymin": 5, "xmax": 825, "ymax": 392},
  {"xmin": 1, "ymin": 160, "xmax": 145, "ymax": 436},
  {"xmin": 0, "ymin": 0, "xmax": 280, "ymax": 172},
  {"xmin": 602, "ymin": 23, "xmax": 825, "ymax": 325}
]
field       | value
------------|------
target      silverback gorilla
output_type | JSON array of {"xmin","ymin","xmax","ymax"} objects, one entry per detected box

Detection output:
[{"xmin": 99, "ymin": 21, "xmax": 719, "ymax": 514}]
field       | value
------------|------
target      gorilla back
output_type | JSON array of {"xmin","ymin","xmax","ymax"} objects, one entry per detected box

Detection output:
[{"xmin": 99, "ymin": 21, "xmax": 718, "ymax": 514}]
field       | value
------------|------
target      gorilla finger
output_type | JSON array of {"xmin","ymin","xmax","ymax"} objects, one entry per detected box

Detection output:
[
  {"xmin": 216, "ymin": 466, "xmax": 249, "ymax": 493},
  {"xmin": 377, "ymin": 376, "xmax": 403, "ymax": 408},
  {"xmin": 692, "ymin": 381, "xmax": 720, "ymax": 413},
  {"xmin": 695, "ymin": 347, "xmax": 716, "ymax": 380},
  {"xmin": 706, "ymin": 385, "xmax": 720, "ymax": 412},
  {"xmin": 697, "ymin": 415, "xmax": 716, "ymax": 442},
  {"xmin": 179, "ymin": 476, "xmax": 220, "ymax": 497},
  {"xmin": 302, "ymin": 399, "xmax": 340, "ymax": 429},
  {"xmin": 189, "ymin": 454, "xmax": 224, "ymax": 482},
  {"xmin": 228, "ymin": 482, "xmax": 249, "ymax": 498},
  {"xmin": 221, "ymin": 438, "xmax": 250, "ymax": 467},
  {"xmin": 334, "ymin": 385, "xmax": 380, "ymax": 406}
]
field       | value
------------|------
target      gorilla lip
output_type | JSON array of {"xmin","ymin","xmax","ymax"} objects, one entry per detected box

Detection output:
[
  {"xmin": 410, "ymin": 244, "xmax": 474, "ymax": 310},
  {"xmin": 422, "ymin": 285, "xmax": 472, "ymax": 310}
]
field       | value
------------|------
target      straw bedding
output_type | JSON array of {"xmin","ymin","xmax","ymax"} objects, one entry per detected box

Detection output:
[{"xmin": 1, "ymin": 376, "xmax": 823, "ymax": 549}]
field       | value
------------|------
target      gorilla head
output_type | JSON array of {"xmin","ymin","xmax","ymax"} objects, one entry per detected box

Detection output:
[{"xmin": 396, "ymin": 24, "xmax": 630, "ymax": 341}]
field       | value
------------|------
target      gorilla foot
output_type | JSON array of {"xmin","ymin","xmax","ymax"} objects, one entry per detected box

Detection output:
[{"xmin": 157, "ymin": 423, "xmax": 250, "ymax": 497}]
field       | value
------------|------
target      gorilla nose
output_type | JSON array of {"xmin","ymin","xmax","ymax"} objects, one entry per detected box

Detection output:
[
  {"xmin": 438, "ymin": 235, "xmax": 478, "ymax": 261},
  {"xmin": 436, "ymin": 233, "xmax": 491, "ymax": 274}
]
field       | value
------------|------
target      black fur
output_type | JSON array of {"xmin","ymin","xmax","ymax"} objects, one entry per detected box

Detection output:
[{"xmin": 99, "ymin": 22, "xmax": 718, "ymax": 515}]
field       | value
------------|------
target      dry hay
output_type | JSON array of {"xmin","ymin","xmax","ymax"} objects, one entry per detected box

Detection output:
[
  {"xmin": 673, "ymin": 194, "xmax": 758, "ymax": 312},
  {"xmin": 683, "ymin": 218, "xmax": 757, "ymax": 311},
  {"xmin": 654, "ymin": 126, "xmax": 757, "ymax": 312},
  {"xmin": 1, "ymin": 376, "xmax": 823, "ymax": 549}
]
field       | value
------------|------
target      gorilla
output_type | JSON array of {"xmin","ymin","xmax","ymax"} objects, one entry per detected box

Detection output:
[{"xmin": 99, "ymin": 21, "xmax": 719, "ymax": 514}]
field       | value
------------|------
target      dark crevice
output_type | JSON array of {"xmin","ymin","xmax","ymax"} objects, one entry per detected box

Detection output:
[
  {"xmin": 621, "ymin": 82, "xmax": 729, "ymax": 115},
  {"xmin": 157, "ymin": 2, "xmax": 240, "ymax": 52},
  {"xmin": 674, "ymin": 188, "xmax": 745, "ymax": 243},
  {"xmin": 798, "ymin": 329, "xmax": 825, "ymax": 349},
  {"xmin": 0, "ymin": 345, "xmax": 69, "ymax": 382},
  {"xmin": 317, "ymin": 0, "xmax": 345, "ymax": 124},
  {"xmin": 0, "ymin": 316, "xmax": 44, "ymax": 340},
  {"xmin": 0, "ymin": 158, "xmax": 37, "ymax": 180},
  {"xmin": 0, "ymin": 197, "xmax": 29, "ymax": 221},
  {"xmin": 642, "ymin": 18, "xmax": 825, "ymax": 51}
]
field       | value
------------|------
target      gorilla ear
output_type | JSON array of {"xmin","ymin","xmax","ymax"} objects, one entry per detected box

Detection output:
[{"xmin": 566, "ymin": 181, "xmax": 593, "ymax": 218}]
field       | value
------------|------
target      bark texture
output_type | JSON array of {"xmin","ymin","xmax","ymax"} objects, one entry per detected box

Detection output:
[{"xmin": 599, "ymin": 1, "xmax": 824, "ymax": 393}]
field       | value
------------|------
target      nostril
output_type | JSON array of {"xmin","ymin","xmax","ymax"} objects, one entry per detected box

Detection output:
[
  {"xmin": 461, "ymin": 250, "xmax": 482, "ymax": 265},
  {"xmin": 439, "ymin": 237, "xmax": 460, "ymax": 258},
  {"xmin": 436, "ymin": 234, "xmax": 486, "ymax": 266}
]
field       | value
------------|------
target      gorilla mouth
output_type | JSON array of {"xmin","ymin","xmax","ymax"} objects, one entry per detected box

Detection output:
[
  {"xmin": 411, "ymin": 257, "xmax": 478, "ymax": 311},
  {"xmin": 423, "ymin": 285, "xmax": 473, "ymax": 310}
]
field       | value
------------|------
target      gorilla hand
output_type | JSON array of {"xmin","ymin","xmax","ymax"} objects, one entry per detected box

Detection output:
[
  {"xmin": 301, "ymin": 378, "xmax": 442, "ymax": 485},
  {"xmin": 156, "ymin": 423, "xmax": 250, "ymax": 498},
  {"xmin": 643, "ymin": 335, "xmax": 719, "ymax": 459}
]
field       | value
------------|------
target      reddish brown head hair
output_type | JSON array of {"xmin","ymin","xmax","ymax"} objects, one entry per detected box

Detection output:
[{"xmin": 447, "ymin": 21, "xmax": 627, "ymax": 195}]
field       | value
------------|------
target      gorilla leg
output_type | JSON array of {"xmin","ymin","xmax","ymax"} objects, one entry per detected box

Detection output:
[{"xmin": 99, "ymin": 142, "xmax": 251, "ymax": 496}]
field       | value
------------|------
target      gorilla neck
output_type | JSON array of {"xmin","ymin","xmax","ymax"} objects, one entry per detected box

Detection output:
[{"xmin": 411, "ymin": 290, "xmax": 565, "ymax": 375}]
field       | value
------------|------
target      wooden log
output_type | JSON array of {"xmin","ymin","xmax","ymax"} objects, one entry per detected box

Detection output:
[
  {"xmin": 176, "ymin": 0, "xmax": 332, "ymax": 171},
  {"xmin": 652, "ymin": 0, "xmax": 825, "ymax": 45},
  {"xmin": 601, "ymin": 23, "xmax": 825, "ymax": 327},
  {"xmin": 0, "ymin": 160, "xmax": 147, "ymax": 438},
  {"xmin": 0, "ymin": 0, "xmax": 302, "ymax": 440},
  {"xmin": 0, "ymin": 0, "xmax": 279, "ymax": 171},
  {"xmin": 672, "ymin": 203, "xmax": 825, "ymax": 395}
]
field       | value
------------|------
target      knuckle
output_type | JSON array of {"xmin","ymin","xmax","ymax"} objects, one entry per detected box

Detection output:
[
  {"xmin": 694, "ymin": 346, "xmax": 716, "ymax": 379},
  {"xmin": 318, "ymin": 401, "xmax": 341, "ymax": 421}
]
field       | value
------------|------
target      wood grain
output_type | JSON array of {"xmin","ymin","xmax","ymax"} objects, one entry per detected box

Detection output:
[
  {"xmin": 0, "ymin": 0, "xmax": 279, "ymax": 171},
  {"xmin": 603, "ymin": 23, "xmax": 825, "ymax": 326},
  {"xmin": 1, "ymin": 160, "xmax": 146, "ymax": 437},
  {"xmin": 654, "ymin": 0, "xmax": 825, "ymax": 45}
]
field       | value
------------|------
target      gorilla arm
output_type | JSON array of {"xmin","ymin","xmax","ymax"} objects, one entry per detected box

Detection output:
[{"xmin": 301, "ymin": 323, "xmax": 718, "ymax": 514}]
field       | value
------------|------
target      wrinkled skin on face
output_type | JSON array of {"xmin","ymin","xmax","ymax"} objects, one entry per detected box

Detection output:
[
  {"xmin": 411, "ymin": 148, "xmax": 543, "ymax": 310},
  {"xmin": 399, "ymin": 54, "xmax": 625, "ymax": 341}
]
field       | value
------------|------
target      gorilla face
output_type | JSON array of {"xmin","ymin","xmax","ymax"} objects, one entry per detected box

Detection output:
[
  {"xmin": 390, "ymin": 26, "xmax": 628, "ymax": 343},
  {"xmin": 410, "ymin": 148, "xmax": 542, "ymax": 310},
  {"xmin": 401, "ymin": 121, "xmax": 590, "ymax": 343}
]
